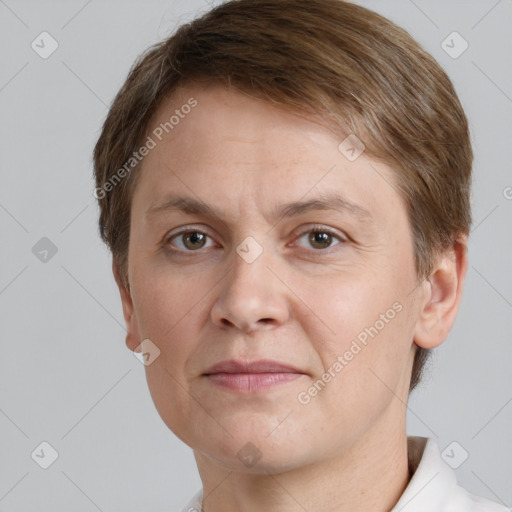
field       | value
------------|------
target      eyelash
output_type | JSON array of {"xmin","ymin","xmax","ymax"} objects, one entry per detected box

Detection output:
[{"xmin": 163, "ymin": 224, "xmax": 347, "ymax": 255}]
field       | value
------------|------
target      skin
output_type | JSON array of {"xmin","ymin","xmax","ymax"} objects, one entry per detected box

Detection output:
[{"xmin": 114, "ymin": 83, "xmax": 468, "ymax": 512}]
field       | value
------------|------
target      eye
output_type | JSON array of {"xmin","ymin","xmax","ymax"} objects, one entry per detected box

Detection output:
[
  {"xmin": 163, "ymin": 225, "xmax": 346, "ymax": 255},
  {"xmin": 165, "ymin": 229, "xmax": 216, "ymax": 252},
  {"xmin": 294, "ymin": 225, "xmax": 346, "ymax": 251}
]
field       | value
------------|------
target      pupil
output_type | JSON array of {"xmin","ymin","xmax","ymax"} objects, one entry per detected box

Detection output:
[
  {"xmin": 187, "ymin": 232, "xmax": 205, "ymax": 248},
  {"xmin": 310, "ymin": 231, "xmax": 331, "ymax": 248}
]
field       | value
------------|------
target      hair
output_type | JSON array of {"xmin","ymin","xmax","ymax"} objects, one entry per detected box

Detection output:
[{"xmin": 93, "ymin": 0, "xmax": 473, "ymax": 392}]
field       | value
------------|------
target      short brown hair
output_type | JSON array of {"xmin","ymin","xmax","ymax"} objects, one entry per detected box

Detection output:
[{"xmin": 93, "ymin": 0, "xmax": 473, "ymax": 391}]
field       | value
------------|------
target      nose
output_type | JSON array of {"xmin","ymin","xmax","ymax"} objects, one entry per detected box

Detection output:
[{"xmin": 210, "ymin": 245, "xmax": 290, "ymax": 333}]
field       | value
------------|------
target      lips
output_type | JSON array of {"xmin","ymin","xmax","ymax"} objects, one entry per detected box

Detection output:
[
  {"xmin": 203, "ymin": 359, "xmax": 305, "ymax": 392},
  {"xmin": 203, "ymin": 359, "xmax": 303, "ymax": 375}
]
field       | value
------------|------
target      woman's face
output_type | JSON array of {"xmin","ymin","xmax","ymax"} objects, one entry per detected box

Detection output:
[{"xmin": 120, "ymin": 83, "xmax": 425, "ymax": 472}]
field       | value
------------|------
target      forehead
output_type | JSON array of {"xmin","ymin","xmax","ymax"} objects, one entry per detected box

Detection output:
[
  {"xmin": 147, "ymin": 82, "xmax": 336, "ymax": 154},
  {"xmin": 134, "ymin": 84, "xmax": 405, "ymax": 228}
]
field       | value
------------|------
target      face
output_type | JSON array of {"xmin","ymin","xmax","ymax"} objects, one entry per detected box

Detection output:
[{"xmin": 120, "ymin": 83, "xmax": 425, "ymax": 473}]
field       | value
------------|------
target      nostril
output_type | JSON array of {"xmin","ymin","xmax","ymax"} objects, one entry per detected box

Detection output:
[{"xmin": 218, "ymin": 317, "xmax": 275, "ymax": 330}]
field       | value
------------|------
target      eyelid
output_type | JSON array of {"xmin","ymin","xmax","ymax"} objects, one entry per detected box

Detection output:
[
  {"xmin": 294, "ymin": 223, "xmax": 347, "ymax": 240},
  {"xmin": 291, "ymin": 224, "xmax": 347, "ymax": 249},
  {"xmin": 164, "ymin": 224, "xmax": 211, "ymax": 243},
  {"xmin": 164, "ymin": 225, "xmax": 217, "ymax": 251}
]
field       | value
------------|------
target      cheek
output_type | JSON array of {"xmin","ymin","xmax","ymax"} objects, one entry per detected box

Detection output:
[
  {"xmin": 132, "ymin": 272, "xmax": 208, "ymax": 441},
  {"xmin": 130, "ymin": 271, "xmax": 208, "ymax": 383},
  {"xmin": 290, "ymin": 306, "xmax": 412, "ymax": 453},
  {"xmin": 327, "ymin": 301, "xmax": 412, "ymax": 401},
  {"xmin": 302, "ymin": 268, "xmax": 413, "ymax": 401},
  {"xmin": 307, "ymin": 273, "xmax": 385, "ymax": 353},
  {"xmin": 133, "ymin": 265, "xmax": 204, "ymax": 334}
]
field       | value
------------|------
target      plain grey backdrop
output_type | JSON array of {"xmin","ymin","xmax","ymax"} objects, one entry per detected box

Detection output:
[{"xmin": 0, "ymin": 0, "xmax": 511, "ymax": 510}]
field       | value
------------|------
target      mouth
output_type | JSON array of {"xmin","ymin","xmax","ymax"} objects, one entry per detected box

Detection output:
[{"xmin": 203, "ymin": 359, "xmax": 306, "ymax": 393}]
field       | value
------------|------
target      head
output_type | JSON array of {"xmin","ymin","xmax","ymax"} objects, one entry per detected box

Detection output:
[{"xmin": 93, "ymin": 0, "xmax": 472, "ymax": 472}]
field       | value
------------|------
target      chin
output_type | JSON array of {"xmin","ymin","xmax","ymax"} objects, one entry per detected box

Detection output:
[
  {"xmin": 200, "ymin": 443, "xmax": 309, "ymax": 474},
  {"xmin": 191, "ymin": 421, "xmax": 314, "ymax": 474}
]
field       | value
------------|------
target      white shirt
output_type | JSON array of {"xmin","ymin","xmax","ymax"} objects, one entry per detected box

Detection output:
[{"xmin": 180, "ymin": 436, "xmax": 509, "ymax": 511}]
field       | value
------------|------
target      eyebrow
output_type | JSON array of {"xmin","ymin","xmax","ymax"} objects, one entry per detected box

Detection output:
[{"xmin": 145, "ymin": 192, "xmax": 373, "ymax": 224}]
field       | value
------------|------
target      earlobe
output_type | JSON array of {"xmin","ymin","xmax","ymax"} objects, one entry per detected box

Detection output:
[
  {"xmin": 112, "ymin": 259, "xmax": 141, "ymax": 352},
  {"xmin": 413, "ymin": 236, "xmax": 468, "ymax": 349}
]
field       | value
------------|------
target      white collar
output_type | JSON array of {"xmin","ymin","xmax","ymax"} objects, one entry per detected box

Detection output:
[{"xmin": 391, "ymin": 436, "xmax": 508, "ymax": 511}]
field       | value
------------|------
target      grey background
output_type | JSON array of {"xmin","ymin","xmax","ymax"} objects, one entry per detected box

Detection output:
[{"xmin": 0, "ymin": 0, "xmax": 511, "ymax": 510}]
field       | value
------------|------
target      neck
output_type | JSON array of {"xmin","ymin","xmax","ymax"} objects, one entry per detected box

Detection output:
[{"xmin": 194, "ymin": 412, "xmax": 411, "ymax": 512}]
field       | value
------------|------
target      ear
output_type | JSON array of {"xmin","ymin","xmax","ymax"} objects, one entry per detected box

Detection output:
[
  {"xmin": 112, "ymin": 259, "xmax": 141, "ymax": 352},
  {"xmin": 413, "ymin": 235, "xmax": 469, "ymax": 349}
]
